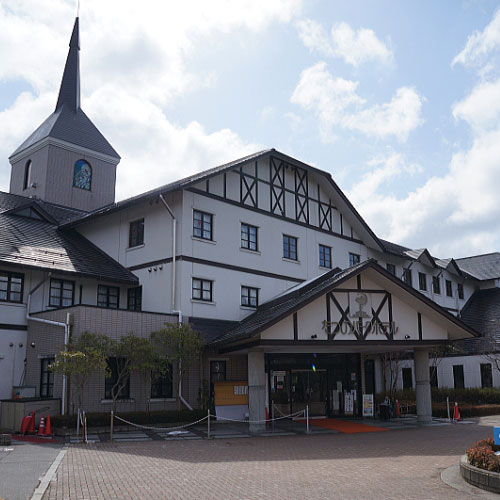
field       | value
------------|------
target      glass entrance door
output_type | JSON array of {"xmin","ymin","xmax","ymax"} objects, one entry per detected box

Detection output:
[{"xmin": 290, "ymin": 369, "xmax": 327, "ymax": 416}]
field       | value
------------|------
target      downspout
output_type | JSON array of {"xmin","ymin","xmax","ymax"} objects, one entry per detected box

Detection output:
[
  {"xmin": 159, "ymin": 194, "xmax": 176, "ymax": 312},
  {"xmin": 27, "ymin": 274, "xmax": 71, "ymax": 415},
  {"xmin": 158, "ymin": 195, "xmax": 192, "ymax": 410}
]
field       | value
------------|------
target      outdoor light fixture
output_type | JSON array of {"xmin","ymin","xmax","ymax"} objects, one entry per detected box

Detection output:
[
  {"xmin": 31, "ymin": 342, "xmax": 36, "ymax": 348},
  {"xmin": 405, "ymin": 335, "xmax": 411, "ymax": 339},
  {"xmin": 311, "ymin": 334, "xmax": 317, "ymax": 339}
]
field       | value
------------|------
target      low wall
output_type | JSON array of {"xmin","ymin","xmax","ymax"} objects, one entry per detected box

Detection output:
[{"xmin": 460, "ymin": 455, "xmax": 500, "ymax": 493}]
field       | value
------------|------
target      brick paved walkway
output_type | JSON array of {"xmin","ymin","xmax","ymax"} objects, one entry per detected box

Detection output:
[{"xmin": 44, "ymin": 421, "xmax": 493, "ymax": 500}]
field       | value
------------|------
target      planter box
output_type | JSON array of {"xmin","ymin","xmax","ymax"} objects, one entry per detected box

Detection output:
[{"xmin": 460, "ymin": 455, "xmax": 500, "ymax": 493}]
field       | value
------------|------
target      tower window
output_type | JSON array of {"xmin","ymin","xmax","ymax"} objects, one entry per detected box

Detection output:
[
  {"xmin": 73, "ymin": 159, "xmax": 92, "ymax": 191},
  {"xmin": 23, "ymin": 160, "xmax": 32, "ymax": 190}
]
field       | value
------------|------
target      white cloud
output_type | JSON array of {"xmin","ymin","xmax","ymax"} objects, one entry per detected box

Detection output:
[
  {"xmin": 452, "ymin": 79, "xmax": 500, "ymax": 133},
  {"xmin": 452, "ymin": 8, "xmax": 500, "ymax": 69},
  {"xmin": 346, "ymin": 90, "xmax": 500, "ymax": 257},
  {"xmin": 291, "ymin": 62, "xmax": 423, "ymax": 142},
  {"xmin": 297, "ymin": 19, "xmax": 393, "ymax": 66},
  {"xmin": 0, "ymin": 0, "xmax": 302, "ymax": 199}
]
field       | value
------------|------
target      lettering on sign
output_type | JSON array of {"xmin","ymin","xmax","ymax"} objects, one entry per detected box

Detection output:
[{"xmin": 322, "ymin": 320, "xmax": 398, "ymax": 337}]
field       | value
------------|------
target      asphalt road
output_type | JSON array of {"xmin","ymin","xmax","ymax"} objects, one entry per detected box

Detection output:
[{"xmin": 0, "ymin": 441, "xmax": 62, "ymax": 500}]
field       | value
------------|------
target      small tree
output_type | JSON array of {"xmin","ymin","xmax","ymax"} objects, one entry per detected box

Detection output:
[
  {"xmin": 50, "ymin": 332, "xmax": 110, "ymax": 412},
  {"xmin": 107, "ymin": 333, "xmax": 160, "ymax": 412},
  {"xmin": 152, "ymin": 323, "xmax": 204, "ymax": 410}
]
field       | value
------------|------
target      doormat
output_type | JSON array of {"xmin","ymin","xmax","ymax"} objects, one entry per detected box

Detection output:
[{"xmin": 304, "ymin": 419, "xmax": 389, "ymax": 433}]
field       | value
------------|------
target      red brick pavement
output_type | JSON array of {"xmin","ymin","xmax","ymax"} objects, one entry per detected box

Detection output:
[{"xmin": 44, "ymin": 422, "xmax": 492, "ymax": 500}]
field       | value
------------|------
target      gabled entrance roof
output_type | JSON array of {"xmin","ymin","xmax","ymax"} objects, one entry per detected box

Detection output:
[{"xmin": 211, "ymin": 260, "xmax": 478, "ymax": 349}]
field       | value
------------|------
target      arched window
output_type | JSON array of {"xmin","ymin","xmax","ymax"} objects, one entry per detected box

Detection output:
[
  {"xmin": 23, "ymin": 160, "xmax": 32, "ymax": 190},
  {"xmin": 73, "ymin": 159, "xmax": 92, "ymax": 191}
]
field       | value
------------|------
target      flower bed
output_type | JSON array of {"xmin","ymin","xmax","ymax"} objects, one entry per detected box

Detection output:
[
  {"xmin": 466, "ymin": 438, "xmax": 500, "ymax": 472},
  {"xmin": 461, "ymin": 440, "xmax": 500, "ymax": 494}
]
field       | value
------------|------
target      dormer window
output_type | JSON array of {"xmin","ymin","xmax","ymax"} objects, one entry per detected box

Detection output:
[
  {"xmin": 23, "ymin": 160, "xmax": 32, "ymax": 190},
  {"xmin": 73, "ymin": 159, "xmax": 92, "ymax": 190}
]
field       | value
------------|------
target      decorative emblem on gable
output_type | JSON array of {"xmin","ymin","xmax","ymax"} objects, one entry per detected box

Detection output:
[{"xmin": 323, "ymin": 290, "xmax": 398, "ymax": 340}]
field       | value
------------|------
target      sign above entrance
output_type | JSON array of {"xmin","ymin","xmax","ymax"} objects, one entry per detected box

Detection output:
[{"xmin": 324, "ymin": 290, "xmax": 397, "ymax": 341}]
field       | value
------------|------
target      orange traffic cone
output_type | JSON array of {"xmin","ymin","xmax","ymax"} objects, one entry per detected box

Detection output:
[
  {"xmin": 44, "ymin": 414, "xmax": 52, "ymax": 436},
  {"xmin": 395, "ymin": 399, "xmax": 401, "ymax": 418},
  {"xmin": 20, "ymin": 415, "xmax": 32, "ymax": 435},
  {"xmin": 37, "ymin": 414, "xmax": 46, "ymax": 435},
  {"xmin": 453, "ymin": 402, "xmax": 460, "ymax": 422},
  {"xmin": 27, "ymin": 411, "xmax": 36, "ymax": 434}
]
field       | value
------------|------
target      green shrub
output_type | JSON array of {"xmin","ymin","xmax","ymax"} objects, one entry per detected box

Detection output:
[
  {"xmin": 51, "ymin": 409, "xmax": 206, "ymax": 428},
  {"xmin": 376, "ymin": 387, "xmax": 500, "ymax": 406},
  {"xmin": 467, "ymin": 438, "xmax": 500, "ymax": 472}
]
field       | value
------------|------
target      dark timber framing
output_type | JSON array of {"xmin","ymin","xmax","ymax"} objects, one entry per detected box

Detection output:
[
  {"xmin": 128, "ymin": 255, "xmax": 304, "ymax": 283},
  {"xmin": 294, "ymin": 166, "xmax": 309, "ymax": 223},
  {"xmin": 270, "ymin": 157, "xmax": 285, "ymax": 216}
]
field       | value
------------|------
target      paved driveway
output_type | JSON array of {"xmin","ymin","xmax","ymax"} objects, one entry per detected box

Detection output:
[
  {"xmin": 43, "ymin": 419, "xmax": 496, "ymax": 500},
  {"xmin": 0, "ymin": 440, "xmax": 63, "ymax": 500}
]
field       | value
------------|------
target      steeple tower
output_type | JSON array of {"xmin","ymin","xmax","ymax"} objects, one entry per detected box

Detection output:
[
  {"xmin": 9, "ymin": 17, "xmax": 120, "ymax": 212},
  {"xmin": 56, "ymin": 17, "xmax": 81, "ymax": 113}
]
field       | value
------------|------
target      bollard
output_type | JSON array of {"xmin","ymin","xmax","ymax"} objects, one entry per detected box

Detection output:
[
  {"xmin": 81, "ymin": 411, "xmax": 85, "ymax": 444},
  {"xmin": 110, "ymin": 410, "xmax": 114, "ymax": 442},
  {"xmin": 272, "ymin": 401, "xmax": 275, "ymax": 430},
  {"xmin": 306, "ymin": 405, "xmax": 309, "ymax": 434},
  {"xmin": 207, "ymin": 409, "xmax": 211, "ymax": 439},
  {"xmin": 76, "ymin": 408, "xmax": 80, "ymax": 438},
  {"xmin": 446, "ymin": 397, "xmax": 450, "ymax": 421}
]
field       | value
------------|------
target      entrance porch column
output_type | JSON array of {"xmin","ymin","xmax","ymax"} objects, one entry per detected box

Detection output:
[
  {"xmin": 248, "ymin": 349, "xmax": 266, "ymax": 432},
  {"xmin": 414, "ymin": 349, "xmax": 432, "ymax": 424}
]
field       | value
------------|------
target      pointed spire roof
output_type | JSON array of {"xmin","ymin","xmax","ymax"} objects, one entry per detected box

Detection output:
[
  {"xmin": 56, "ymin": 17, "xmax": 80, "ymax": 112},
  {"xmin": 10, "ymin": 18, "xmax": 119, "ymax": 160}
]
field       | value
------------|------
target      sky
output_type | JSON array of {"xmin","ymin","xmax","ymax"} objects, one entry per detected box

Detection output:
[{"xmin": 1, "ymin": 1, "xmax": 500, "ymax": 259}]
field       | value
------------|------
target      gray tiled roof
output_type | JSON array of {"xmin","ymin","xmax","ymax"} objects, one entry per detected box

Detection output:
[
  {"xmin": 455, "ymin": 253, "xmax": 500, "ymax": 281},
  {"xmin": 0, "ymin": 192, "xmax": 137, "ymax": 284},
  {"xmin": 10, "ymin": 104, "xmax": 119, "ymax": 160},
  {"xmin": 457, "ymin": 288, "xmax": 500, "ymax": 353},
  {"xmin": 189, "ymin": 317, "xmax": 239, "ymax": 343},
  {"xmin": 380, "ymin": 238, "xmax": 411, "ymax": 257}
]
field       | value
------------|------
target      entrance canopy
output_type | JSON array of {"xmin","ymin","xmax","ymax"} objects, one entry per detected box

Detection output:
[{"xmin": 211, "ymin": 260, "xmax": 478, "ymax": 354}]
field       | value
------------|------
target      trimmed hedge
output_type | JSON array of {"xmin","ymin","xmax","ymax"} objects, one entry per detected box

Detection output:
[
  {"xmin": 51, "ymin": 409, "xmax": 206, "ymax": 428},
  {"xmin": 467, "ymin": 438, "xmax": 500, "ymax": 472},
  {"xmin": 377, "ymin": 387, "xmax": 500, "ymax": 405}
]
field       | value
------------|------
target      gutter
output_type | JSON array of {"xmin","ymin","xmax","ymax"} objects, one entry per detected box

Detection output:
[
  {"xmin": 27, "ymin": 274, "xmax": 71, "ymax": 415},
  {"xmin": 158, "ymin": 196, "xmax": 192, "ymax": 410}
]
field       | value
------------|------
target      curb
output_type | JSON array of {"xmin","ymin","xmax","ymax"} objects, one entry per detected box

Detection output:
[{"xmin": 30, "ymin": 445, "xmax": 68, "ymax": 500}]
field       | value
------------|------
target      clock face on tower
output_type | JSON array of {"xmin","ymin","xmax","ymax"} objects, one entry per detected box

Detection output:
[{"xmin": 73, "ymin": 159, "xmax": 92, "ymax": 190}]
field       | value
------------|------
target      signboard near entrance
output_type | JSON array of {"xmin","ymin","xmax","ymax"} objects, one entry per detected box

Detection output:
[
  {"xmin": 344, "ymin": 392, "xmax": 354, "ymax": 415},
  {"xmin": 363, "ymin": 394, "xmax": 374, "ymax": 417}
]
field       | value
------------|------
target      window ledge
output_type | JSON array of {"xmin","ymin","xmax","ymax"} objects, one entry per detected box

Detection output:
[
  {"xmin": 149, "ymin": 398, "xmax": 176, "ymax": 403},
  {"xmin": 240, "ymin": 306, "xmax": 257, "ymax": 311},
  {"xmin": 319, "ymin": 265, "xmax": 332, "ymax": 271},
  {"xmin": 126, "ymin": 244, "xmax": 145, "ymax": 252},
  {"xmin": 240, "ymin": 247, "xmax": 260, "ymax": 255},
  {"xmin": 100, "ymin": 399, "xmax": 135, "ymax": 404},
  {"xmin": 282, "ymin": 257, "xmax": 300, "ymax": 264},
  {"xmin": 191, "ymin": 299, "xmax": 216, "ymax": 306},
  {"xmin": 191, "ymin": 236, "xmax": 216, "ymax": 245}
]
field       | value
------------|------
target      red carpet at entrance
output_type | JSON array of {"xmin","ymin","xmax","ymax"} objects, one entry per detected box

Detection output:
[{"xmin": 304, "ymin": 419, "xmax": 389, "ymax": 433}]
